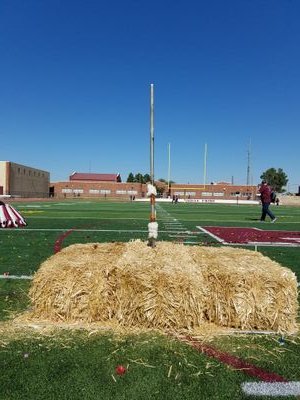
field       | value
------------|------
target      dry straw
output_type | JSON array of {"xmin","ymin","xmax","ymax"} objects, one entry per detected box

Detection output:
[{"xmin": 28, "ymin": 241, "xmax": 298, "ymax": 334}]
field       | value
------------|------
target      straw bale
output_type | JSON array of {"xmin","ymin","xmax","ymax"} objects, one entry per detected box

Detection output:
[
  {"xmin": 189, "ymin": 247, "xmax": 298, "ymax": 333},
  {"xmin": 28, "ymin": 241, "xmax": 298, "ymax": 333}
]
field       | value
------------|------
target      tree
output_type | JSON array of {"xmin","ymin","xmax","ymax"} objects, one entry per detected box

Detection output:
[
  {"xmin": 260, "ymin": 168, "xmax": 288, "ymax": 193},
  {"xmin": 143, "ymin": 173, "xmax": 151, "ymax": 183},
  {"xmin": 126, "ymin": 173, "xmax": 135, "ymax": 183},
  {"xmin": 127, "ymin": 172, "xmax": 152, "ymax": 184},
  {"xmin": 134, "ymin": 173, "xmax": 144, "ymax": 183}
]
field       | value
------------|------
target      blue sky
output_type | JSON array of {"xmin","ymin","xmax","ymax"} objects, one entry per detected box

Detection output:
[{"xmin": 1, "ymin": 0, "xmax": 299, "ymax": 190}]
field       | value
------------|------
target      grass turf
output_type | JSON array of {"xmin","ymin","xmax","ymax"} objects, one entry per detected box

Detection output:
[{"xmin": 0, "ymin": 199, "xmax": 299, "ymax": 400}]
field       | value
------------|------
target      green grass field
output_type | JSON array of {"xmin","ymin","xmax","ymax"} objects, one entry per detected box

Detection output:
[{"xmin": 0, "ymin": 199, "xmax": 299, "ymax": 399}]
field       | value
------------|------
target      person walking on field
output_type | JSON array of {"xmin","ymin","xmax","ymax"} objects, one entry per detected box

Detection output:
[{"xmin": 259, "ymin": 181, "xmax": 277, "ymax": 222}]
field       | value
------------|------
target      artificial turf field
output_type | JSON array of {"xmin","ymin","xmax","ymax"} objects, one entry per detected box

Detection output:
[{"xmin": 0, "ymin": 199, "xmax": 299, "ymax": 399}]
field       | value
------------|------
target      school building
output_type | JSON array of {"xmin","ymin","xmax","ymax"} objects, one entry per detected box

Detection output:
[
  {"xmin": 0, "ymin": 161, "xmax": 50, "ymax": 198},
  {"xmin": 0, "ymin": 161, "xmax": 259, "ymax": 203},
  {"xmin": 50, "ymin": 172, "xmax": 147, "ymax": 199},
  {"xmin": 51, "ymin": 173, "xmax": 258, "ymax": 203}
]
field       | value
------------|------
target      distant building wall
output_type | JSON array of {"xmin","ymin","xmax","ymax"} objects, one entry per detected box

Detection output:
[
  {"xmin": 51, "ymin": 180, "xmax": 258, "ymax": 201},
  {"xmin": 0, "ymin": 161, "xmax": 50, "ymax": 198},
  {"xmin": 51, "ymin": 181, "xmax": 146, "ymax": 199},
  {"xmin": 0, "ymin": 161, "xmax": 9, "ymax": 195},
  {"xmin": 169, "ymin": 183, "xmax": 258, "ymax": 201}
]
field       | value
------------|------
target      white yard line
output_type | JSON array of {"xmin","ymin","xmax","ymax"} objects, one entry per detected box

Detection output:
[
  {"xmin": 0, "ymin": 228, "xmax": 199, "ymax": 234},
  {"xmin": 0, "ymin": 275, "xmax": 33, "ymax": 280},
  {"xmin": 241, "ymin": 382, "xmax": 300, "ymax": 397},
  {"xmin": 196, "ymin": 226, "xmax": 226, "ymax": 243}
]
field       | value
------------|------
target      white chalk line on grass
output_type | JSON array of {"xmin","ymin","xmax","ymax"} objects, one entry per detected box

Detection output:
[
  {"xmin": 0, "ymin": 228, "xmax": 205, "ymax": 235},
  {"xmin": 241, "ymin": 382, "xmax": 300, "ymax": 396},
  {"xmin": 156, "ymin": 204, "xmax": 204, "ymax": 244},
  {"xmin": 0, "ymin": 275, "xmax": 33, "ymax": 280},
  {"xmin": 19, "ymin": 216, "xmax": 148, "ymax": 220},
  {"xmin": 197, "ymin": 226, "xmax": 226, "ymax": 243}
]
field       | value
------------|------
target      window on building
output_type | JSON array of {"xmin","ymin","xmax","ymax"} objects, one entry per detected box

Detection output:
[
  {"xmin": 89, "ymin": 189, "xmax": 100, "ymax": 194},
  {"xmin": 185, "ymin": 192, "xmax": 196, "ymax": 196},
  {"xmin": 213, "ymin": 192, "xmax": 224, "ymax": 197}
]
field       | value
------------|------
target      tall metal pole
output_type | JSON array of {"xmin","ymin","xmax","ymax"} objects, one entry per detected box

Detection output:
[
  {"xmin": 246, "ymin": 138, "xmax": 251, "ymax": 186},
  {"xmin": 167, "ymin": 142, "xmax": 171, "ymax": 194},
  {"xmin": 203, "ymin": 143, "xmax": 207, "ymax": 188}
]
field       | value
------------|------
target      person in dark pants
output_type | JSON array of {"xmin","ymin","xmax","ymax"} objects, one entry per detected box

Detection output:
[{"xmin": 258, "ymin": 181, "xmax": 277, "ymax": 222}]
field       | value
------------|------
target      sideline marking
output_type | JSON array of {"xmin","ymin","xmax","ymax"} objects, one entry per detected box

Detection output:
[
  {"xmin": 185, "ymin": 336, "xmax": 287, "ymax": 382},
  {"xmin": 0, "ymin": 228, "xmax": 190, "ymax": 233},
  {"xmin": 0, "ymin": 275, "xmax": 33, "ymax": 280},
  {"xmin": 54, "ymin": 229, "xmax": 75, "ymax": 253},
  {"xmin": 241, "ymin": 381, "xmax": 300, "ymax": 396},
  {"xmin": 197, "ymin": 226, "xmax": 300, "ymax": 247}
]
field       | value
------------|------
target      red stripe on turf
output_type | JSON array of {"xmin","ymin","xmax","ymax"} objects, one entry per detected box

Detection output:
[
  {"xmin": 185, "ymin": 336, "xmax": 287, "ymax": 382},
  {"xmin": 54, "ymin": 229, "xmax": 75, "ymax": 253}
]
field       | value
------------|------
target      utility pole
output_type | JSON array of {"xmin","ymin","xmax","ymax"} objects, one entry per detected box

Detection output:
[
  {"xmin": 167, "ymin": 143, "xmax": 171, "ymax": 195},
  {"xmin": 246, "ymin": 139, "xmax": 251, "ymax": 186},
  {"xmin": 203, "ymin": 143, "xmax": 207, "ymax": 187}
]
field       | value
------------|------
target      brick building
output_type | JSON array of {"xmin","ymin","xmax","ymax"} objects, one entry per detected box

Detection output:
[
  {"xmin": 51, "ymin": 172, "xmax": 146, "ymax": 199},
  {"xmin": 0, "ymin": 161, "xmax": 50, "ymax": 198},
  {"xmin": 169, "ymin": 182, "xmax": 258, "ymax": 203},
  {"xmin": 51, "ymin": 173, "xmax": 258, "ymax": 203}
]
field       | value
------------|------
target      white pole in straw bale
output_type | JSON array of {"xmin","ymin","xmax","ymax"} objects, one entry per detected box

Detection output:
[
  {"xmin": 147, "ymin": 83, "xmax": 158, "ymax": 247},
  {"xmin": 150, "ymin": 84, "xmax": 154, "ymax": 186}
]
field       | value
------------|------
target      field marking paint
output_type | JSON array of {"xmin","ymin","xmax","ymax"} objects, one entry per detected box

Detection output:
[
  {"xmin": 241, "ymin": 381, "xmax": 300, "ymax": 396},
  {"xmin": 156, "ymin": 203, "xmax": 205, "ymax": 245},
  {"xmin": 197, "ymin": 226, "xmax": 226, "ymax": 243},
  {"xmin": 0, "ymin": 228, "xmax": 184, "ymax": 233},
  {"xmin": 54, "ymin": 229, "xmax": 75, "ymax": 253},
  {"xmin": 184, "ymin": 336, "xmax": 287, "ymax": 382},
  {"xmin": 196, "ymin": 226, "xmax": 300, "ymax": 247},
  {"xmin": 0, "ymin": 275, "xmax": 33, "ymax": 280}
]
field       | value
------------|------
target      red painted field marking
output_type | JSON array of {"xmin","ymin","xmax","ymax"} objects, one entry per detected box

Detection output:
[
  {"xmin": 198, "ymin": 226, "xmax": 300, "ymax": 246},
  {"xmin": 184, "ymin": 336, "xmax": 287, "ymax": 382},
  {"xmin": 53, "ymin": 229, "xmax": 75, "ymax": 253}
]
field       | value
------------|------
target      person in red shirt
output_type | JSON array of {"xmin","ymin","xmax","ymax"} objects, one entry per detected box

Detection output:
[{"xmin": 258, "ymin": 181, "xmax": 277, "ymax": 222}]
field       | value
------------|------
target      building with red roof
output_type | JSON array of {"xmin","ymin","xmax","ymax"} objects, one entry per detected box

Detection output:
[{"xmin": 69, "ymin": 172, "xmax": 121, "ymax": 182}]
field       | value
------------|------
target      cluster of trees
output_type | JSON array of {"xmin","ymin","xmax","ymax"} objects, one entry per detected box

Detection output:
[
  {"xmin": 126, "ymin": 173, "xmax": 175, "ymax": 185},
  {"xmin": 260, "ymin": 168, "xmax": 288, "ymax": 193},
  {"xmin": 126, "ymin": 174, "xmax": 176, "ymax": 196},
  {"xmin": 126, "ymin": 173, "xmax": 151, "ymax": 184},
  {"xmin": 126, "ymin": 168, "xmax": 289, "ymax": 194}
]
